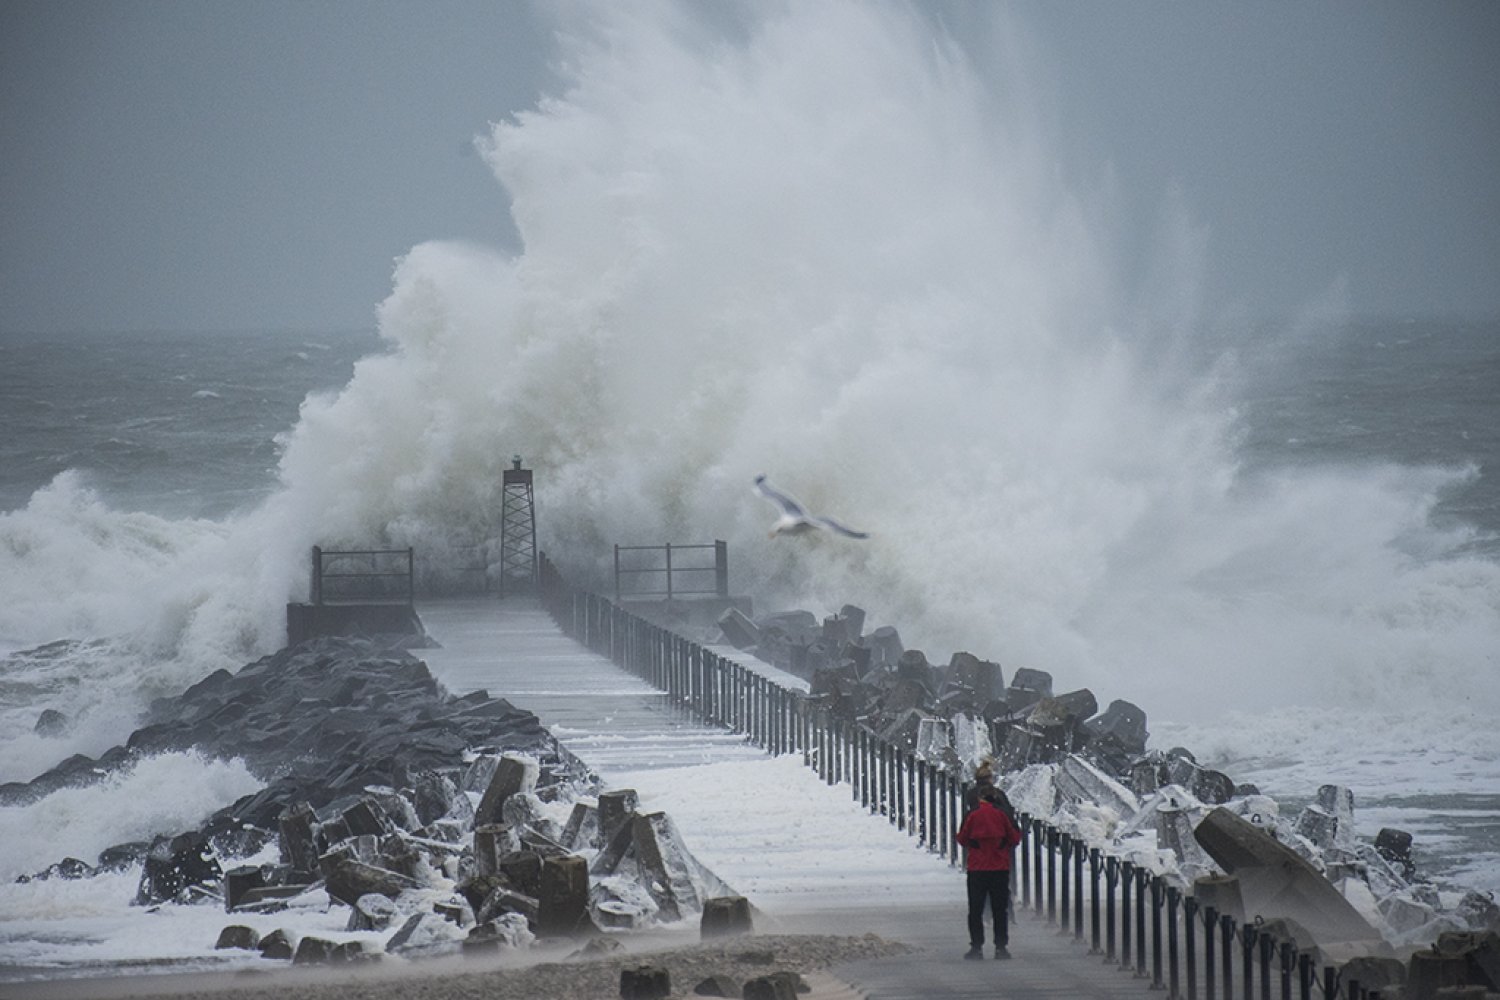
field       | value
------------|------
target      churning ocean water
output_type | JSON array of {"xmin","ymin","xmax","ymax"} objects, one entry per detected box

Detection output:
[{"xmin": 1, "ymin": 2, "xmax": 1497, "ymax": 979}]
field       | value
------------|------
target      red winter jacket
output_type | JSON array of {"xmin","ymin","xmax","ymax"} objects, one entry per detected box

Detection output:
[{"xmin": 957, "ymin": 800, "xmax": 1022, "ymax": 872}]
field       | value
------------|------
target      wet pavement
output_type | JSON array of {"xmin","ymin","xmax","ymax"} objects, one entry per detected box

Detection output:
[{"xmin": 418, "ymin": 596, "xmax": 1151, "ymax": 998}]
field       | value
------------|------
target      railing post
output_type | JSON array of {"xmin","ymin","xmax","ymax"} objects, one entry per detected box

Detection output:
[
  {"xmin": 1089, "ymin": 847, "xmax": 1103, "ymax": 954},
  {"xmin": 1044, "ymin": 827, "xmax": 1056, "ymax": 917},
  {"xmin": 1184, "ymin": 894, "xmax": 1199, "ymax": 1000},
  {"xmin": 1057, "ymin": 833, "xmax": 1072, "ymax": 933},
  {"xmin": 1167, "ymin": 884, "xmax": 1181, "ymax": 998},
  {"xmin": 1203, "ymin": 905, "xmax": 1218, "ymax": 1000},
  {"xmin": 1120, "ymin": 860, "xmax": 1135, "ymax": 969},
  {"xmin": 1105, "ymin": 854, "xmax": 1119, "ymax": 963},
  {"xmin": 1258, "ymin": 932, "xmax": 1273, "ymax": 1000},
  {"xmin": 1074, "ymin": 835, "xmax": 1085, "ymax": 940},
  {"xmin": 1222, "ymin": 914, "xmax": 1235, "ymax": 1000},
  {"xmin": 1279, "ymin": 942, "xmax": 1294, "ymax": 1000},
  {"xmin": 311, "ymin": 545, "xmax": 322, "ymax": 605},
  {"xmin": 928, "ymin": 761, "xmax": 939, "ymax": 851},
  {"xmin": 1151, "ymin": 876, "xmax": 1165, "ymax": 990},
  {"xmin": 1017, "ymin": 813, "xmax": 1030, "ymax": 907},
  {"xmin": 1046, "ymin": 825, "xmax": 1058, "ymax": 924},
  {"xmin": 405, "ymin": 546, "xmax": 414, "ymax": 605},
  {"xmin": 947, "ymin": 770, "xmax": 959, "ymax": 865},
  {"xmin": 1135, "ymin": 866, "xmax": 1149, "ymax": 978},
  {"xmin": 916, "ymin": 758, "xmax": 927, "ymax": 846},
  {"xmin": 1241, "ymin": 924, "xmax": 1256, "ymax": 1000},
  {"xmin": 895, "ymin": 749, "xmax": 907, "ymax": 831}
]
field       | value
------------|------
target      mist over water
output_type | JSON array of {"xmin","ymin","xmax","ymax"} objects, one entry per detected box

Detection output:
[{"xmin": 1, "ymin": 1, "xmax": 1497, "ymax": 758}]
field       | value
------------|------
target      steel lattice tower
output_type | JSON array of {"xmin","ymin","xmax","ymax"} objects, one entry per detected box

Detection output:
[{"xmin": 499, "ymin": 456, "xmax": 537, "ymax": 596}]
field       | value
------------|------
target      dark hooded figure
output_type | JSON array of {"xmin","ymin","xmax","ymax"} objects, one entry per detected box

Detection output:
[{"xmin": 956, "ymin": 784, "xmax": 1022, "ymax": 959}]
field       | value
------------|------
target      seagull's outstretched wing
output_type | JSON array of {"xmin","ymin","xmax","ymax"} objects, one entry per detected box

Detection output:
[
  {"xmin": 754, "ymin": 474, "xmax": 807, "ymax": 518},
  {"xmin": 812, "ymin": 515, "xmax": 869, "ymax": 540},
  {"xmin": 754, "ymin": 473, "xmax": 870, "ymax": 540}
]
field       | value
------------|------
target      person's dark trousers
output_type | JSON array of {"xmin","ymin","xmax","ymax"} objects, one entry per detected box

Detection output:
[{"xmin": 966, "ymin": 869, "xmax": 1012, "ymax": 947}]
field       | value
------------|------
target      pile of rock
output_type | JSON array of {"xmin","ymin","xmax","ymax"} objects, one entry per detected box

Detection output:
[
  {"xmin": 718, "ymin": 603, "xmax": 1151, "ymax": 786},
  {"xmin": 718, "ymin": 602, "xmax": 1500, "ymax": 959},
  {"xmin": 205, "ymin": 759, "xmax": 739, "ymax": 963},
  {"xmin": 15, "ymin": 635, "xmax": 736, "ymax": 964}
]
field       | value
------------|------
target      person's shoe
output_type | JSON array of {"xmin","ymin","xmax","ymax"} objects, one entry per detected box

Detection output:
[
  {"xmin": 964, "ymin": 946, "xmax": 984, "ymax": 960},
  {"xmin": 994, "ymin": 946, "xmax": 1012, "ymax": 960}
]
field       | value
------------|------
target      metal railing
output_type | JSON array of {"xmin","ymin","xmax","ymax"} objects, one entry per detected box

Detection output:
[
  {"xmin": 310, "ymin": 546, "xmax": 414, "ymax": 605},
  {"xmin": 613, "ymin": 540, "xmax": 729, "ymax": 602},
  {"xmin": 538, "ymin": 555, "xmax": 1382, "ymax": 1000}
]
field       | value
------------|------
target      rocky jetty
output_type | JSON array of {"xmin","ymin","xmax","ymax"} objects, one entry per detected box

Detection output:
[
  {"xmin": 15, "ymin": 635, "xmax": 735, "ymax": 963},
  {"xmin": 716, "ymin": 601, "xmax": 1500, "ymax": 960}
]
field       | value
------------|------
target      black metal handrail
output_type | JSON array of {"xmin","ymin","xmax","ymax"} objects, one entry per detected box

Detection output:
[
  {"xmin": 310, "ymin": 546, "xmax": 414, "ymax": 606},
  {"xmin": 613, "ymin": 540, "xmax": 729, "ymax": 602},
  {"xmin": 539, "ymin": 554, "xmax": 1374, "ymax": 999}
]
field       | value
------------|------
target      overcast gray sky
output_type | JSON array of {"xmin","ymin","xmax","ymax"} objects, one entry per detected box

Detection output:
[{"xmin": 2, "ymin": 1, "xmax": 1496, "ymax": 334}]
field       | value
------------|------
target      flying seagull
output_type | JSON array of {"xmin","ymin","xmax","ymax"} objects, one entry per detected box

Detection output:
[{"xmin": 754, "ymin": 474, "xmax": 869, "ymax": 539}]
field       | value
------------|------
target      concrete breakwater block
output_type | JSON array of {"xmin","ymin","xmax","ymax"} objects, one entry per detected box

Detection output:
[
  {"xmin": 1192, "ymin": 874, "xmax": 1245, "ymax": 925},
  {"xmin": 620, "ymin": 964, "xmax": 671, "ymax": 999},
  {"xmin": 475, "ymin": 753, "xmax": 539, "ymax": 827},
  {"xmin": 743, "ymin": 971, "xmax": 804, "ymax": 1000},
  {"xmin": 701, "ymin": 895, "xmax": 754, "ymax": 938},
  {"xmin": 536, "ymin": 854, "xmax": 591, "ymax": 936},
  {"xmin": 1193, "ymin": 806, "xmax": 1382, "ymax": 947},
  {"xmin": 717, "ymin": 607, "xmax": 762, "ymax": 650}
]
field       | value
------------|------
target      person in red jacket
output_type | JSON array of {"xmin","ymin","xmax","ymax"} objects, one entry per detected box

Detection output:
[{"xmin": 956, "ymin": 785, "xmax": 1023, "ymax": 959}]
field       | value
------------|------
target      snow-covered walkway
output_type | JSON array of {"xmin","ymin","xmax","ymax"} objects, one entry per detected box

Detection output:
[
  {"xmin": 417, "ymin": 596, "xmax": 1149, "ymax": 998},
  {"xmin": 416, "ymin": 597, "xmax": 960, "ymax": 916}
]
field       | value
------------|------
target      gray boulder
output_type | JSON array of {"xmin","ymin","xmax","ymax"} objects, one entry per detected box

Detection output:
[
  {"xmin": 214, "ymin": 925, "xmax": 260, "ymax": 950},
  {"xmin": 744, "ymin": 971, "xmax": 803, "ymax": 1000},
  {"xmin": 346, "ymin": 892, "xmax": 399, "ymax": 931},
  {"xmin": 134, "ymin": 831, "xmax": 222, "ymax": 906},
  {"xmin": 693, "ymin": 974, "xmax": 742, "ymax": 997},
  {"xmin": 34, "ymin": 709, "xmax": 68, "ymax": 737},
  {"xmin": 258, "ymin": 928, "xmax": 295, "ymax": 960},
  {"xmin": 292, "ymin": 935, "xmax": 338, "ymax": 965}
]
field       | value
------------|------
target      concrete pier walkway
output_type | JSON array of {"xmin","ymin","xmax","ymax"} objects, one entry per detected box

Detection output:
[{"xmin": 416, "ymin": 597, "xmax": 1152, "ymax": 999}]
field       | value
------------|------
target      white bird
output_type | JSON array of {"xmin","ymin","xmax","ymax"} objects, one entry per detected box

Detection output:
[{"xmin": 754, "ymin": 474, "xmax": 869, "ymax": 539}]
